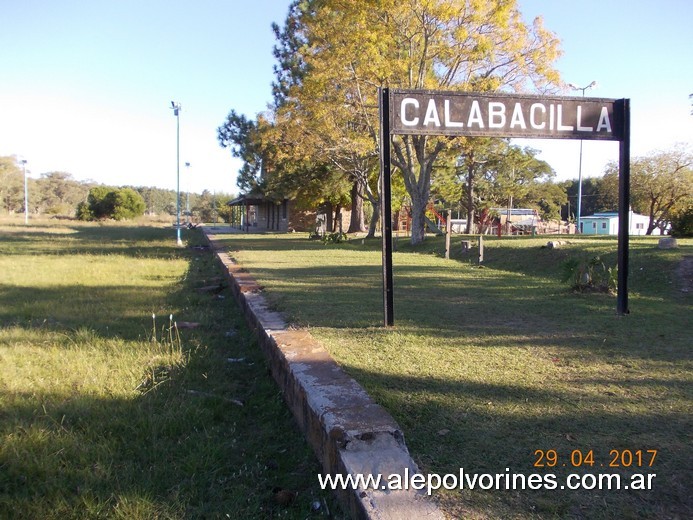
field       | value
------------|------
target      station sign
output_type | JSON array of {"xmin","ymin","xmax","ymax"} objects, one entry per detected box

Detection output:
[
  {"xmin": 390, "ymin": 89, "xmax": 621, "ymax": 141},
  {"xmin": 378, "ymin": 87, "xmax": 631, "ymax": 325}
]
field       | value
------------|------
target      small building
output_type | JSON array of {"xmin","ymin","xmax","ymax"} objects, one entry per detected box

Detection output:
[
  {"xmin": 227, "ymin": 194, "xmax": 317, "ymax": 233},
  {"xmin": 227, "ymin": 195, "xmax": 290, "ymax": 232},
  {"xmin": 493, "ymin": 208, "xmax": 545, "ymax": 235},
  {"xmin": 580, "ymin": 211, "xmax": 664, "ymax": 235}
]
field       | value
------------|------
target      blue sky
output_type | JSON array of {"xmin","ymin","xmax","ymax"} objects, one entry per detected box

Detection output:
[{"xmin": 1, "ymin": 0, "xmax": 691, "ymax": 195}]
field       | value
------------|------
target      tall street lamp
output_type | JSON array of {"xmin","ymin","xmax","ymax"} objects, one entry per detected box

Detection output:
[
  {"xmin": 568, "ymin": 81, "xmax": 597, "ymax": 233},
  {"xmin": 21, "ymin": 159, "xmax": 28, "ymax": 225},
  {"xmin": 170, "ymin": 101, "xmax": 183, "ymax": 246}
]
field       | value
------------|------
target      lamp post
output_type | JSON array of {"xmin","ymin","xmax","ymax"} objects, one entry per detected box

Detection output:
[
  {"xmin": 21, "ymin": 159, "xmax": 28, "ymax": 225},
  {"xmin": 568, "ymin": 81, "xmax": 597, "ymax": 233},
  {"xmin": 170, "ymin": 101, "xmax": 183, "ymax": 246}
]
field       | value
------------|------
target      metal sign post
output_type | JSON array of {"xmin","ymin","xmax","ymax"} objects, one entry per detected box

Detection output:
[
  {"xmin": 379, "ymin": 89, "xmax": 631, "ymax": 326},
  {"xmin": 617, "ymin": 98, "xmax": 631, "ymax": 315},
  {"xmin": 379, "ymin": 87, "xmax": 394, "ymax": 326}
]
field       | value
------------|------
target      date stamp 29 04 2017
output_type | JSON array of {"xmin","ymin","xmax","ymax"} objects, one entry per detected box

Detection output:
[{"xmin": 533, "ymin": 449, "xmax": 657, "ymax": 469}]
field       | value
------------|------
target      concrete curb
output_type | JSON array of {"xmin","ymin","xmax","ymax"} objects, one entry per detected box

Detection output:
[{"xmin": 203, "ymin": 228, "xmax": 444, "ymax": 520}]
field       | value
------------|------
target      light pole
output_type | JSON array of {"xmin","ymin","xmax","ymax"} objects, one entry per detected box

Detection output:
[
  {"xmin": 21, "ymin": 159, "xmax": 28, "ymax": 225},
  {"xmin": 568, "ymin": 81, "xmax": 597, "ymax": 233},
  {"xmin": 170, "ymin": 101, "xmax": 183, "ymax": 246}
]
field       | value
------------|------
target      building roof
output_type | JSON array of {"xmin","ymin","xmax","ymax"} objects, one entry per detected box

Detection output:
[
  {"xmin": 582, "ymin": 212, "xmax": 649, "ymax": 220},
  {"xmin": 228, "ymin": 194, "xmax": 287, "ymax": 206},
  {"xmin": 491, "ymin": 208, "xmax": 538, "ymax": 216},
  {"xmin": 581, "ymin": 212, "xmax": 618, "ymax": 220}
]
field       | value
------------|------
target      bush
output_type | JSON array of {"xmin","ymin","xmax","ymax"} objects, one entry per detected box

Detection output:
[
  {"xmin": 78, "ymin": 187, "xmax": 145, "ymax": 221},
  {"xmin": 307, "ymin": 231, "xmax": 349, "ymax": 244},
  {"xmin": 561, "ymin": 256, "xmax": 617, "ymax": 294},
  {"xmin": 76, "ymin": 201, "xmax": 93, "ymax": 221},
  {"xmin": 322, "ymin": 231, "xmax": 348, "ymax": 244},
  {"xmin": 111, "ymin": 188, "xmax": 146, "ymax": 220}
]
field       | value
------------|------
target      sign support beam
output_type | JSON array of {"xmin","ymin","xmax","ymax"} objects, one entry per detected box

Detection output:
[
  {"xmin": 379, "ymin": 89, "xmax": 631, "ymax": 326},
  {"xmin": 379, "ymin": 87, "xmax": 394, "ymax": 327},
  {"xmin": 617, "ymin": 98, "xmax": 631, "ymax": 315}
]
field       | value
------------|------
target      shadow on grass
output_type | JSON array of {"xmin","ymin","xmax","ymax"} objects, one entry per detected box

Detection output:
[
  {"xmin": 229, "ymin": 259, "xmax": 691, "ymax": 362},
  {"xmin": 0, "ymin": 225, "xmax": 189, "ymax": 259},
  {"xmin": 211, "ymin": 233, "xmax": 692, "ymax": 518},
  {"xmin": 0, "ymin": 228, "xmax": 343, "ymax": 519},
  {"xmin": 338, "ymin": 362, "xmax": 691, "ymax": 519}
]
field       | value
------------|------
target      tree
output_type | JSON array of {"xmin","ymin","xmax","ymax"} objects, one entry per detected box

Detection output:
[
  {"xmin": 217, "ymin": 110, "xmax": 267, "ymax": 194},
  {"xmin": 111, "ymin": 188, "xmax": 146, "ymax": 220},
  {"xmin": 457, "ymin": 139, "xmax": 508, "ymax": 233},
  {"xmin": 268, "ymin": 1, "xmax": 384, "ymax": 236},
  {"xmin": 136, "ymin": 186, "xmax": 177, "ymax": 216},
  {"xmin": 564, "ymin": 176, "xmax": 618, "ymax": 221},
  {"xmin": 524, "ymin": 181, "xmax": 567, "ymax": 221},
  {"xmin": 78, "ymin": 186, "xmax": 145, "ymax": 221},
  {"xmin": 192, "ymin": 190, "xmax": 235, "ymax": 223},
  {"xmin": 271, "ymin": 0, "xmax": 310, "ymax": 108},
  {"xmin": 84, "ymin": 186, "xmax": 115, "ymax": 219},
  {"xmin": 36, "ymin": 172, "xmax": 89, "ymax": 214},
  {"xmin": 623, "ymin": 146, "xmax": 692, "ymax": 234},
  {"xmin": 433, "ymin": 141, "xmax": 557, "ymax": 230},
  {"xmin": 270, "ymin": 0, "xmax": 562, "ymax": 244},
  {"xmin": 0, "ymin": 156, "xmax": 24, "ymax": 214}
]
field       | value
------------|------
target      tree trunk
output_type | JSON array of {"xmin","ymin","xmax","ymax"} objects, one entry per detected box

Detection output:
[
  {"xmin": 324, "ymin": 201, "xmax": 333, "ymax": 232},
  {"xmin": 333, "ymin": 204, "xmax": 342, "ymax": 232},
  {"xmin": 366, "ymin": 200, "xmax": 379, "ymax": 238},
  {"xmin": 348, "ymin": 181, "xmax": 366, "ymax": 233},
  {"xmin": 465, "ymin": 165, "xmax": 475, "ymax": 234},
  {"xmin": 410, "ymin": 193, "xmax": 427, "ymax": 244}
]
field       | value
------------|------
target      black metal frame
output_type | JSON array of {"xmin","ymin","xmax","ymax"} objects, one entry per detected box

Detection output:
[{"xmin": 379, "ymin": 87, "xmax": 631, "ymax": 326}]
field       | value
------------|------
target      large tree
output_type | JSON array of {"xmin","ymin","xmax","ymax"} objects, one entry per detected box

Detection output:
[
  {"xmin": 272, "ymin": 0, "xmax": 562, "ymax": 243},
  {"xmin": 217, "ymin": 110, "xmax": 268, "ymax": 195},
  {"xmin": 268, "ymin": 1, "xmax": 385, "ymax": 236},
  {"xmin": 602, "ymin": 145, "xmax": 692, "ymax": 234},
  {"xmin": 433, "ymin": 141, "xmax": 557, "ymax": 230},
  {"xmin": 0, "ymin": 156, "xmax": 25, "ymax": 214},
  {"xmin": 563, "ymin": 177, "xmax": 618, "ymax": 222},
  {"xmin": 36, "ymin": 172, "xmax": 89, "ymax": 215}
]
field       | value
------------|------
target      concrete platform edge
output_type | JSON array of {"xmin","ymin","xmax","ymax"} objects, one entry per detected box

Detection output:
[{"xmin": 203, "ymin": 228, "xmax": 444, "ymax": 520}]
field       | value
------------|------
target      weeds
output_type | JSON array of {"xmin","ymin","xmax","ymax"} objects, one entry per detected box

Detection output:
[
  {"xmin": 561, "ymin": 255, "xmax": 618, "ymax": 293},
  {"xmin": 308, "ymin": 230, "xmax": 349, "ymax": 244}
]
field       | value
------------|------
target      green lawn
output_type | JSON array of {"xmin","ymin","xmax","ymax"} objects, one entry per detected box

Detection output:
[
  {"xmin": 218, "ymin": 232, "xmax": 692, "ymax": 519},
  {"xmin": 0, "ymin": 219, "xmax": 342, "ymax": 519}
]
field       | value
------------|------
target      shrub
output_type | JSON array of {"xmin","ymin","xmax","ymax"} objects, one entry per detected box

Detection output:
[
  {"xmin": 111, "ymin": 188, "xmax": 146, "ymax": 220},
  {"xmin": 75, "ymin": 201, "xmax": 93, "ymax": 221},
  {"xmin": 77, "ymin": 187, "xmax": 145, "ymax": 221},
  {"xmin": 307, "ymin": 231, "xmax": 348, "ymax": 244},
  {"xmin": 561, "ymin": 256, "xmax": 617, "ymax": 294},
  {"xmin": 321, "ymin": 231, "xmax": 348, "ymax": 244}
]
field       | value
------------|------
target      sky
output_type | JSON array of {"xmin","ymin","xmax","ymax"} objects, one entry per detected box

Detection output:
[{"xmin": 1, "ymin": 0, "xmax": 691, "ymax": 196}]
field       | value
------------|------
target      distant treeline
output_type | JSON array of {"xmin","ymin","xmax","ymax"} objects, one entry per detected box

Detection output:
[{"xmin": 0, "ymin": 156, "xmax": 234, "ymax": 222}]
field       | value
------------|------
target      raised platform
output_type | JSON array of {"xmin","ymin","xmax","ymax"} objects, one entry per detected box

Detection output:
[{"xmin": 203, "ymin": 228, "xmax": 444, "ymax": 519}]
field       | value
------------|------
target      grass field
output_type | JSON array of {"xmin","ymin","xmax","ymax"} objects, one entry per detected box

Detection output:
[
  {"xmin": 0, "ymin": 218, "xmax": 343, "ymax": 519},
  {"xmin": 216, "ymin": 231, "xmax": 692, "ymax": 519}
]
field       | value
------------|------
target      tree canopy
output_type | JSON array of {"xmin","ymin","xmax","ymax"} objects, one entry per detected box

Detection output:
[
  {"xmin": 77, "ymin": 186, "xmax": 146, "ymax": 221},
  {"xmin": 259, "ymin": 0, "xmax": 563, "ymax": 243},
  {"xmin": 603, "ymin": 145, "xmax": 692, "ymax": 235}
]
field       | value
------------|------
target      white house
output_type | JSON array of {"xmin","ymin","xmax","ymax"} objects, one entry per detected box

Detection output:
[{"xmin": 580, "ymin": 211, "xmax": 665, "ymax": 236}]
